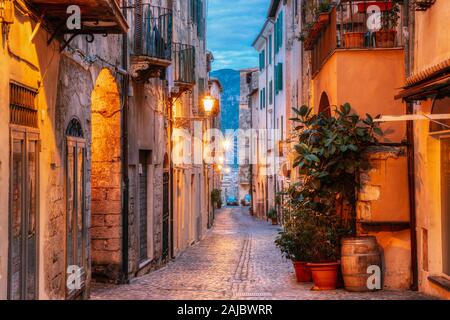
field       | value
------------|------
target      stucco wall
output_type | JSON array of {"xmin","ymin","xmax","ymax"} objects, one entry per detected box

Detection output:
[{"xmin": 312, "ymin": 49, "xmax": 407, "ymax": 143}]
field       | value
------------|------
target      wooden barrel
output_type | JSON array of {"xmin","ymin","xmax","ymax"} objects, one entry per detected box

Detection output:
[{"xmin": 341, "ymin": 236, "xmax": 381, "ymax": 292}]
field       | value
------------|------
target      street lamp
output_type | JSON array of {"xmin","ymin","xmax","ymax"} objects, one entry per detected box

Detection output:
[
  {"xmin": 225, "ymin": 167, "xmax": 231, "ymax": 174},
  {"xmin": 222, "ymin": 139, "xmax": 232, "ymax": 151},
  {"xmin": 202, "ymin": 95, "xmax": 215, "ymax": 114}
]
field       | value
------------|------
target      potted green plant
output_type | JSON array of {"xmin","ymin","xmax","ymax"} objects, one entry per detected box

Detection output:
[
  {"xmin": 267, "ymin": 208, "xmax": 278, "ymax": 225},
  {"xmin": 316, "ymin": 0, "xmax": 331, "ymax": 25},
  {"xmin": 376, "ymin": 0, "xmax": 401, "ymax": 48},
  {"xmin": 211, "ymin": 189, "xmax": 222, "ymax": 209},
  {"xmin": 288, "ymin": 103, "xmax": 383, "ymax": 290},
  {"xmin": 275, "ymin": 205, "xmax": 314, "ymax": 282}
]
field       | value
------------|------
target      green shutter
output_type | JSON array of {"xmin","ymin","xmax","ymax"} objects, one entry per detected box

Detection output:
[
  {"xmin": 280, "ymin": 11, "xmax": 283, "ymax": 48},
  {"xmin": 279, "ymin": 63, "xmax": 283, "ymax": 91},
  {"xmin": 269, "ymin": 35, "xmax": 272, "ymax": 65},
  {"xmin": 269, "ymin": 80, "xmax": 273, "ymax": 104}
]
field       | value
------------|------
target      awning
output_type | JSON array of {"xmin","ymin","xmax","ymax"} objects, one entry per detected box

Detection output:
[
  {"xmin": 27, "ymin": 0, "xmax": 128, "ymax": 34},
  {"xmin": 395, "ymin": 59, "xmax": 450, "ymax": 101}
]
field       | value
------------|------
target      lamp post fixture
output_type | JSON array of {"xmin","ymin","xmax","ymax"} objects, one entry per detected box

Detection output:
[{"xmin": 202, "ymin": 95, "xmax": 215, "ymax": 114}]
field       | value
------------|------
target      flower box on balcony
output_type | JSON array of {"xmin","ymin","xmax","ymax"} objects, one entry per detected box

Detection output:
[
  {"xmin": 413, "ymin": 0, "xmax": 436, "ymax": 11},
  {"xmin": 317, "ymin": 12, "xmax": 330, "ymax": 25}
]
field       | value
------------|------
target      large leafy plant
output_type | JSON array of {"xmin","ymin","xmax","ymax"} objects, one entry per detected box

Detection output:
[{"xmin": 279, "ymin": 103, "xmax": 383, "ymax": 263}]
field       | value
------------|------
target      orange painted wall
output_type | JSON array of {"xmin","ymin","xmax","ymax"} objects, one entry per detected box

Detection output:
[
  {"xmin": 312, "ymin": 48, "xmax": 406, "ymax": 143},
  {"xmin": 311, "ymin": 48, "xmax": 411, "ymax": 289}
]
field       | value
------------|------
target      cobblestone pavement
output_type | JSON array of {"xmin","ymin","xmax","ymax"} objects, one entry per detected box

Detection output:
[{"xmin": 91, "ymin": 207, "xmax": 432, "ymax": 300}]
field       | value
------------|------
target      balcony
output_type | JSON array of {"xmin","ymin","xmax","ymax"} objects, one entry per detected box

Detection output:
[
  {"xmin": 131, "ymin": 5, "xmax": 173, "ymax": 80},
  {"xmin": 172, "ymin": 43, "xmax": 196, "ymax": 90},
  {"xmin": 306, "ymin": 1, "xmax": 407, "ymax": 144},
  {"xmin": 306, "ymin": 1, "xmax": 405, "ymax": 75},
  {"xmin": 26, "ymin": 0, "xmax": 128, "ymax": 35}
]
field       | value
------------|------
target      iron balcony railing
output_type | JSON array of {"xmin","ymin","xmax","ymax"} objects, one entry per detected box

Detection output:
[
  {"xmin": 134, "ymin": 5, "xmax": 173, "ymax": 61},
  {"xmin": 173, "ymin": 43, "xmax": 196, "ymax": 85}
]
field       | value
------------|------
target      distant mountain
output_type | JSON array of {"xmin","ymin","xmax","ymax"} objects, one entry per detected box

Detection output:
[{"xmin": 210, "ymin": 69, "xmax": 240, "ymax": 131}]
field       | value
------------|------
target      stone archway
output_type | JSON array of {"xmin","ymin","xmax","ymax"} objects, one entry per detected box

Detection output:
[
  {"xmin": 319, "ymin": 91, "xmax": 331, "ymax": 117},
  {"xmin": 90, "ymin": 69, "xmax": 122, "ymax": 282}
]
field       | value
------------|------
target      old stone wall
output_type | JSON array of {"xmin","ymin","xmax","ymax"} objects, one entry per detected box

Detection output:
[
  {"xmin": 357, "ymin": 146, "xmax": 412, "ymax": 290},
  {"xmin": 91, "ymin": 69, "xmax": 122, "ymax": 283}
]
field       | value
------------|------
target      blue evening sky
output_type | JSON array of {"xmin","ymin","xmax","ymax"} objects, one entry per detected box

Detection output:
[{"xmin": 207, "ymin": 0, "xmax": 268, "ymax": 71}]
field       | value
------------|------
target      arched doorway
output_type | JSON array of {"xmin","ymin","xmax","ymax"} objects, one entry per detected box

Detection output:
[
  {"xmin": 65, "ymin": 117, "xmax": 86, "ymax": 299},
  {"xmin": 319, "ymin": 91, "xmax": 331, "ymax": 117},
  {"xmin": 90, "ymin": 69, "xmax": 121, "ymax": 281}
]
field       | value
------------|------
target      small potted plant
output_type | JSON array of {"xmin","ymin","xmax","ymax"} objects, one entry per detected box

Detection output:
[
  {"xmin": 211, "ymin": 189, "xmax": 222, "ymax": 209},
  {"xmin": 376, "ymin": 0, "xmax": 401, "ymax": 48},
  {"xmin": 275, "ymin": 214, "xmax": 313, "ymax": 282},
  {"xmin": 267, "ymin": 208, "xmax": 278, "ymax": 225},
  {"xmin": 316, "ymin": 0, "xmax": 331, "ymax": 25},
  {"xmin": 306, "ymin": 214, "xmax": 343, "ymax": 291}
]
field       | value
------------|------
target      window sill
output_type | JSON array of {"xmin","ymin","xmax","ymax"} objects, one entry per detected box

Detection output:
[{"xmin": 428, "ymin": 275, "xmax": 450, "ymax": 292}]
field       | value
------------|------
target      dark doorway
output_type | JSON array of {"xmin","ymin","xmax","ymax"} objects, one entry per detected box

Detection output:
[
  {"xmin": 319, "ymin": 92, "xmax": 331, "ymax": 117},
  {"xmin": 139, "ymin": 151, "xmax": 151, "ymax": 263}
]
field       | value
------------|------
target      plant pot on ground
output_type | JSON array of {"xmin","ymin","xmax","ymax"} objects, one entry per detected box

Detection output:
[
  {"xmin": 275, "ymin": 210, "xmax": 315, "ymax": 282},
  {"xmin": 267, "ymin": 208, "xmax": 278, "ymax": 225}
]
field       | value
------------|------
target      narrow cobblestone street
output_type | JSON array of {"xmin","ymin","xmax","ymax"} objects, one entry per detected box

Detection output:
[{"xmin": 91, "ymin": 207, "xmax": 432, "ymax": 300}]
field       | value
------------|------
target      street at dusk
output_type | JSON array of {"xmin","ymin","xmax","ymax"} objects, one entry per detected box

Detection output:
[{"xmin": 0, "ymin": 0, "xmax": 449, "ymax": 308}]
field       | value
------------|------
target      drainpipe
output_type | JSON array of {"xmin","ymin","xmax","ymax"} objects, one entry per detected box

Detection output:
[
  {"xmin": 405, "ymin": 0, "xmax": 418, "ymax": 291},
  {"xmin": 121, "ymin": 5, "xmax": 130, "ymax": 284}
]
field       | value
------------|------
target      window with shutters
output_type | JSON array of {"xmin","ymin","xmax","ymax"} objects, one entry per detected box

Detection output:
[
  {"xmin": 268, "ymin": 35, "xmax": 273, "ymax": 65},
  {"xmin": 8, "ymin": 83, "xmax": 39, "ymax": 300},
  {"xmin": 65, "ymin": 118, "xmax": 87, "ymax": 299},
  {"xmin": 269, "ymin": 80, "xmax": 273, "ymax": 105},
  {"xmin": 275, "ymin": 63, "xmax": 283, "ymax": 95}
]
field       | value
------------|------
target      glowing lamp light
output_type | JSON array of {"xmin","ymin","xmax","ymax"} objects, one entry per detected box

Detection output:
[
  {"xmin": 224, "ymin": 167, "xmax": 231, "ymax": 174},
  {"xmin": 222, "ymin": 139, "xmax": 232, "ymax": 151},
  {"xmin": 218, "ymin": 156, "xmax": 224, "ymax": 164},
  {"xmin": 217, "ymin": 164, "xmax": 223, "ymax": 171},
  {"xmin": 203, "ymin": 95, "xmax": 215, "ymax": 113}
]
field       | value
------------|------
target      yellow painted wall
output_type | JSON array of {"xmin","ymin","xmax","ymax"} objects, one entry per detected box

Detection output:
[
  {"xmin": 414, "ymin": 100, "xmax": 450, "ymax": 299},
  {"xmin": 411, "ymin": 0, "xmax": 450, "ymax": 299},
  {"xmin": 414, "ymin": 0, "xmax": 450, "ymax": 74}
]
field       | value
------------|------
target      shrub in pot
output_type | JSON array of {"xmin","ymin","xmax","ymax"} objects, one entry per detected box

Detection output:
[
  {"xmin": 287, "ymin": 104, "xmax": 383, "ymax": 290},
  {"xmin": 211, "ymin": 189, "xmax": 222, "ymax": 209},
  {"xmin": 376, "ymin": 0, "xmax": 401, "ymax": 48},
  {"xmin": 275, "ymin": 207, "xmax": 314, "ymax": 282},
  {"xmin": 267, "ymin": 208, "xmax": 278, "ymax": 225}
]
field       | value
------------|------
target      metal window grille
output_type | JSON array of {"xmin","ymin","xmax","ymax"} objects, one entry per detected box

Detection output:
[{"xmin": 9, "ymin": 83, "xmax": 38, "ymax": 128}]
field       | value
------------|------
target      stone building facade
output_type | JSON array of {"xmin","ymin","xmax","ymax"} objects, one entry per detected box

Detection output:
[
  {"xmin": 238, "ymin": 68, "xmax": 257, "ymax": 205},
  {"xmin": 0, "ymin": 0, "xmax": 218, "ymax": 300}
]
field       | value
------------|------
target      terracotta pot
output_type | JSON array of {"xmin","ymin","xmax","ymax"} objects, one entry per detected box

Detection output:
[
  {"xmin": 271, "ymin": 217, "xmax": 278, "ymax": 225},
  {"xmin": 307, "ymin": 262, "xmax": 340, "ymax": 291},
  {"xmin": 343, "ymin": 32, "xmax": 365, "ymax": 48},
  {"xmin": 375, "ymin": 30, "xmax": 396, "ymax": 48},
  {"xmin": 292, "ymin": 261, "xmax": 312, "ymax": 282},
  {"xmin": 317, "ymin": 13, "xmax": 329, "ymax": 25}
]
